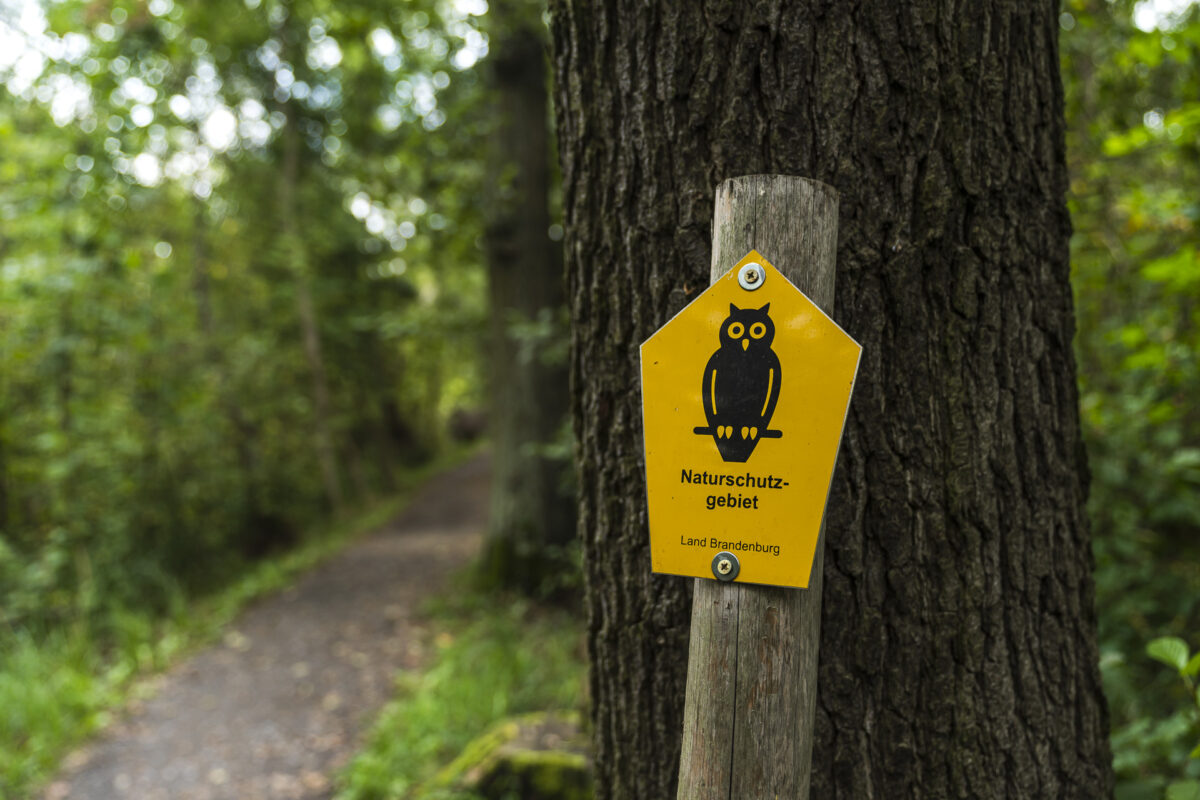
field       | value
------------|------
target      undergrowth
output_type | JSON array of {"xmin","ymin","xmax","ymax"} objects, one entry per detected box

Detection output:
[
  {"xmin": 0, "ymin": 453, "xmax": 464, "ymax": 799},
  {"xmin": 334, "ymin": 592, "xmax": 586, "ymax": 800}
]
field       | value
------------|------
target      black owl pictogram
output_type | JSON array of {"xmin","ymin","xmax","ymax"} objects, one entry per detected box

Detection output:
[{"xmin": 693, "ymin": 303, "xmax": 783, "ymax": 462}]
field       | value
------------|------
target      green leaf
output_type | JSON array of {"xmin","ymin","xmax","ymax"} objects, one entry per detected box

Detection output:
[
  {"xmin": 1191, "ymin": 740, "xmax": 1200, "ymax": 760},
  {"xmin": 1147, "ymin": 637, "xmax": 1190, "ymax": 672},
  {"xmin": 1185, "ymin": 652, "xmax": 1200, "ymax": 678},
  {"xmin": 1142, "ymin": 247, "xmax": 1200, "ymax": 291},
  {"xmin": 1102, "ymin": 126, "xmax": 1154, "ymax": 157},
  {"xmin": 1128, "ymin": 34, "xmax": 1166, "ymax": 68},
  {"xmin": 1167, "ymin": 781, "xmax": 1200, "ymax": 800}
]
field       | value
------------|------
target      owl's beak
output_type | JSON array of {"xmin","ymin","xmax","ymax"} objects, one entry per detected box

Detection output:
[{"xmin": 741, "ymin": 339, "xmax": 749, "ymax": 351}]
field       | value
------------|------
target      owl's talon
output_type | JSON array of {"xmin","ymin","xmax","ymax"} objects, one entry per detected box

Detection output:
[
  {"xmin": 750, "ymin": 427, "xmax": 758, "ymax": 440},
  {"xmin": 741, "ymin": 426, "xmax": 749, "ymax": 440}
]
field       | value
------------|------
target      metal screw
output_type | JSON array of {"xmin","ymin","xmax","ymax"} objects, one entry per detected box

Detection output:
[
  {"xmin": 737, "ymin": 263, "xmax": 765, "ymax": 291},
  {"xmin": 711, "ymin": 551, "xmax": 740, "ymax": 582}
]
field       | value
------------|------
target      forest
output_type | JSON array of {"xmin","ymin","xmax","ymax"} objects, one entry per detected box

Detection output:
[{"xmin": 0, "ymin": 0, "xmax": 1198, "ymax": 798}]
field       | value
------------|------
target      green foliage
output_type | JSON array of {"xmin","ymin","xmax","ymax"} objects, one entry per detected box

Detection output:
[
  {"xmin": 1167, "ymin": 783, "xmax": 1200, "ymax": 800},
  {"xmin": 1148, "ymin": 638, "xmax": 1195, "ymax": 675},
  {"xmin": 0, "ymin": 0, "xmax": 499, "ymax": 789},
  {"xmin": 0, "ymin": 472, "xmax": 441, "ymax": 798},
  {"xmin": 335, "ymin": 593, "xmax": 586, "ymax": 800},
  {"xmin": 1063, "ymin": 0, "xmax": 1200, "ymax": 795},
  {"xmin": 0, "ymin": 0, "xmax": 494, "ymax": 627},
  {"xmin": 0, "ymin": 629, "xmax": 119, "ymax": 793},
  {"xmin": 0, "ymin": 8, "xmax": 498, "ymax": 599},
  {"xmin": 1111, "ymin": 636, "xmax": 1200, "ymax": 800}
]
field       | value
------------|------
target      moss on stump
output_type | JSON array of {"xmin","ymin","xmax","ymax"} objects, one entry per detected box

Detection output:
[{"xmin": 419, "ymin": 711, "xmax": 592, "ymax": 800}]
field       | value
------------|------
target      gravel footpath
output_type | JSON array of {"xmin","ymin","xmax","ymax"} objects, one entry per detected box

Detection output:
[{"xmin": 44, "ymin": 455, "xmax": 489, "ymax": 800}]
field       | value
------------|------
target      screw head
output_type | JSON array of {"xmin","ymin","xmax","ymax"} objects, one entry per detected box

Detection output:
[
  {"xmin": 711, "ymin": 551, "xmax": 740, "ymax": 582},
  {"xmin": 737, "ymin": 263, "xmax": 765, "ymax": 291}
]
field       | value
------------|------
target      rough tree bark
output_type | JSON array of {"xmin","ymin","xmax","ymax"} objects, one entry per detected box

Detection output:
[
  {"xmin": 478, "ymin": 0, "xmax": 576, "ymax": 595},
  {"xmin": 549, "ymin": 1, "xmax": 1113, "ymax": 798}
]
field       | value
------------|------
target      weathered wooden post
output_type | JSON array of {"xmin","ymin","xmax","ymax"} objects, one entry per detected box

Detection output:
[{"xmin": 641, "ymin": 175, "xmax": 852, "ymax": 799}]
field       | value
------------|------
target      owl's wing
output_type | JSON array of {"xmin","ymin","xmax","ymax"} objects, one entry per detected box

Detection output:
[
  {"xmin": 760, "ymin": 351, "xmax": 782, "ymax": 424},
  {"xmin": 701, "ymin": 356, "xmax": 718, "ymax": 417},
  {"xmin": 693, "ymin": 354, "xmax": 720, "ymax": 436}
]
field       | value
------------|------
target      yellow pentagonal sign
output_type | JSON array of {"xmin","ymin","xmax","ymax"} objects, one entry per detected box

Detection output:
[{"xmin": 640, "ymin": 251, "xmax": 861, "ymax": 588}]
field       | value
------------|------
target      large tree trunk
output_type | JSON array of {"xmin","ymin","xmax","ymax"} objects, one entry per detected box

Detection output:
[
  {"xmin": 549, "ymin": 1, "xmax": 1113, "ymax": 798},
  {"xmin": 478, "ymin": 0, "xmax": 575, "ymax": 595}
]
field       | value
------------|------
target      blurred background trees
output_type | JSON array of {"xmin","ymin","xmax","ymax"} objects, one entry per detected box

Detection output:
[
  {"xmin": 0, "ymin": 0, "xmax": 495, "ymax": 637},
  {"xmin": 476, "ymin": 0, "xmax": 574, "ymax": 597},
  {"xmin": 1064, "ymin": 1, "xmax": 1200, "ymax": 796}
]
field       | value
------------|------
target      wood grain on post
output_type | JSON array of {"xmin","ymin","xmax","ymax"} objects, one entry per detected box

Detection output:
[{"xmin": 676, "ymin": 175, "xmax": 839, "ymax": 800}]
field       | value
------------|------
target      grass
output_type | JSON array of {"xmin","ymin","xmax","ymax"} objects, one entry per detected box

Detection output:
[
  {"xmin": 0, "ymin": 449, "xmax": 473, "ymax": 799},
  {"xmin": 334, "ymin": 591, "xmax": 587, "ymax": 800}
]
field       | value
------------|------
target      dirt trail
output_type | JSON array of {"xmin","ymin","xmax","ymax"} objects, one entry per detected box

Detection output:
[{"xmin": 46, "ymin": 456, "xmax": 489, "ymax": 800}]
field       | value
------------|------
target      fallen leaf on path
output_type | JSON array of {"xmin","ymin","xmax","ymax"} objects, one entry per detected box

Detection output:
[
  {"xmin": 301, "ymin": 771, "xmax": 328, "ymax": 791},
  {"xmin": 223, "ymin": 631, "xmax": 251, "ymax": 651}
]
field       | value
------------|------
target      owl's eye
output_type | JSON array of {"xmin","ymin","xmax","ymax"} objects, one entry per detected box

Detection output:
[
  {"xmin": 727, "ymin": 322, "xmax": 745, "ymax": 338},
  {"xmin": 750, "ymin": 322, "xmax": 767, "ymax": 339}
]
